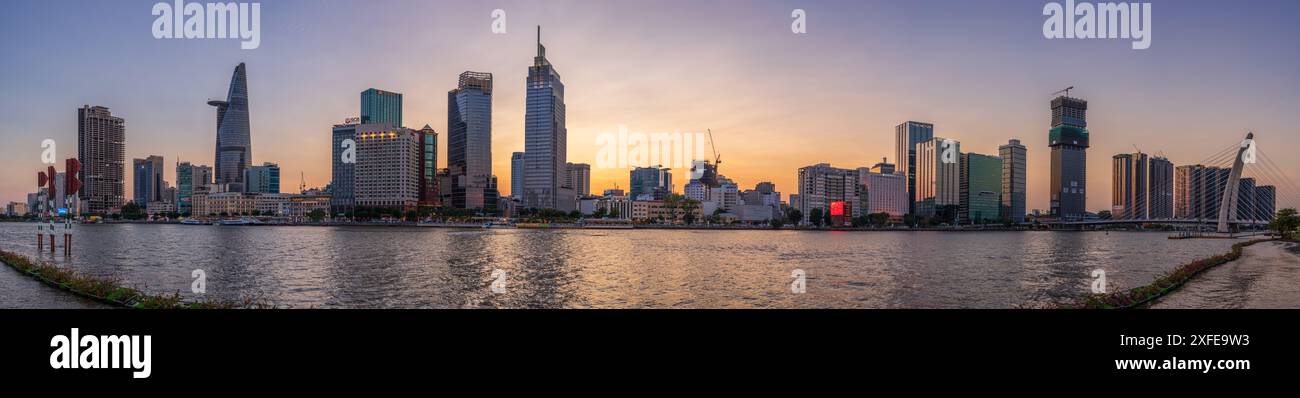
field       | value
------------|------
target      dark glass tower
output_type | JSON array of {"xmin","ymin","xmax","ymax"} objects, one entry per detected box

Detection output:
[
  {"xmin": 448, "ymin": 71, "xmax": 495, "ymax": 210},
  {"xmin": 1048, "ymin": 95, "xmax": 1088, "ymax": 219},
  {"xmin": 361, "ymin": 88, "xmax": 403, "ymax": 127},
  {"xmin": 523, "ymin": 26, "xmax": 568, "ymax": 210},
  {"xmin": 209, "ymin": 63, "xmax": 252, "ymax": 192}
]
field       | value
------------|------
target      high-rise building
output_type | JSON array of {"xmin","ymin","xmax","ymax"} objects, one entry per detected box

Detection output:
[
  {"xmin": 915, "ymin": 138, "xmax": 961, "ymax": 221},
  {"xmin": 860, "ymin": 166, "xmax": 907, "ymax": 220},
  {"xmin": 567, "ymin": 162, "xmax": 591, "ymax": 197},
  {"xmin": 1048, "ymin": 94, "xmax": 1089, "ymax": 219},
  {"xmin": 416, "ymin": 125, "xmax": 439, "ymax": 208},
  {"xmin": 630, "ymin": 166, "xmax": 672, "ymax": 200},
  {"xmin": 1175, "ymin": 165, "xmax": 1229, "ymax": 220},
  {"xmin": 448, "ymin": 71, "xmax": 497, "ymax": 210},
  {"xmin": 176, "ymin": 162, "xmax": 212, "ymax": 215},
  {"xmin": 684, "ymin": 180, "xmax": 708, "ymax": 202},
  {"xmin": 797, "ymin": 163, "xmax": 860, "ymax": 224},
  {"xmin": 354, "ymin": 127, "xmax": 421, "ymax": 211},
  {"xmin": 360, "ymin": 88, "xmax": 402, "ymax": 127},
  {"xmin": 1255, "ymin": 185, "xmax": 1277, "ymax": 222},
  {"xmin": 244, "ymin": 162, "xmax": 281, "ymax": 194},
  {"xmin": 523, "ymin": 26, "xmax": 570, "ymax": 210},
  {"xmin": 869, "ymin": 158, "xmax": 896, "ymax": 175},
  {"xmin": 999, "ymin": 139, "xmax": 1027, "ymax": 222},
  {"xmin": 511, "ymin": 152, "xmax": 525, "ymax": 198},
  {"xmin": 77, "ymin": 105, "xmax": 125, "ymax": 214},
  {"xmin": 209, "ymin": 63, "xmax": 252, "ymax": 192},
  {"xmin": 960, "ymin": 153, "xmax": 1002, "ymax": 224},
  {"xmin": 132, "ymin": 156, "xmax": 164, "ymax": 207},
  {"xmin": 1111, "ymin": 152, "xmax": 1148, "ymax": 220},
  {"xmin": 332, "ymin": 123, "xmax": 392, "ymax": 214},
  {"xmin": 1174, "ymin": 164, "xmax": 1275, "ymax": 223},
  {"xmin": 895, "ymin": 121, "xmax": 934, "ymax": 214},
  {"xmin": 1149, "ymin": 156, "xmax": 1174, "ymax": 219}
]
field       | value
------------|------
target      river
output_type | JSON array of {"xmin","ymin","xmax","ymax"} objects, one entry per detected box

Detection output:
[{"xmin": 0, "ymin": 222, "xmax": 1241, "ymax": 309}]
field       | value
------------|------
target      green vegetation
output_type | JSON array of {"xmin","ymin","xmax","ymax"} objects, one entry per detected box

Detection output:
[
  {"xmin": 120, "ymin": 202, "xmax": 146, "ymax": 220},
  {"xmin": 0, "ymin": 250, "xmax": 271, "ymax": 309},
  {"xmin": 1270, "ymin": 208, "xmax": 1298, "ymax": 238},
  {"xmin": 1059, "ymin": 238, "xmax": 1273, "ymax": 309}
]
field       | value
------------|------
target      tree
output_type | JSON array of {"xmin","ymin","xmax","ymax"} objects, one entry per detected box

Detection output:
[
  {"xmin": 308, "ymin": 209, "xmax": 327, "ymax": 222},
  {"xmin": 1271, "ymin": 208, "xmax": 1299, "ymax": 238},
  {"xmin": 822, "ymin": 208, "xmax": 832, "ymax": 227},
  {"xmin": 770, "ymin": 218, "xmax": 785, "ymax": 229},
  {"xmin": 809, "ymin": 208, "xmax": 823, "ymax": 228},
  {"xmin": 785, "ymin": 208, "xmax": 802, "ymax": 226},
  {"xmin": 120, "ymin": 202, "xmax": 146, "ymax": 220},
  {"xmin": 1097, "ymin": 210, "xmax": 1112, "ymax": 220},
  {"xmin": 609, "ymin": 207, "xmax": 621, "ymax": 219},
  {"xmin": 868, "ymin": 212, "xmax": 890, "ymax": 227}
]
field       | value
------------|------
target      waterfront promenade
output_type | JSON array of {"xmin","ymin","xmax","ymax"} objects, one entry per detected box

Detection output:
[{"xmin": 1152, "ymin": 241, "xmax": 1300, "ymax": 309}]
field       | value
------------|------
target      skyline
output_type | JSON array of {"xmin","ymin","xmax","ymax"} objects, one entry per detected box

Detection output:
[{"xmin": 3, "ymin": 0, "xmax": 1300, "ymax": 212}]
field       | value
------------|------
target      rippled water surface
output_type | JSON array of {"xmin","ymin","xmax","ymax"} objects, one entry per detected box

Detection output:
[{"xmin": 0, "ymin": 223, "xmax": 1240, "ymax": 308}]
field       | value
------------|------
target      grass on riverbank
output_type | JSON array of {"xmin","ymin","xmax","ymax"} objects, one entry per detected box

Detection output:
[
  {"xmin": 1058, "ymin": 238, "xmax": 1274, "ymax": 309},
  {"xmin": 0, "ymin": 250, "xmax": 271, "ymax": 309}
]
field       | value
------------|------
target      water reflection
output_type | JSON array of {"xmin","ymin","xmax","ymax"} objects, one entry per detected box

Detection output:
[{"xmin": 0, "ymin": 223, "xmax": 1241, "ymax": 308}]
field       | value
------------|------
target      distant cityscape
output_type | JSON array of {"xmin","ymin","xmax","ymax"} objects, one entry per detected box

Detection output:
[{"xmin": 5, "ymin": 28, "xmax": 1279, "ymax": 229}]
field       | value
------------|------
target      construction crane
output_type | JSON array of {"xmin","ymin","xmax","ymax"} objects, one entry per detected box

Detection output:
[
  {"xmin": 1051, "ymin": 86, "xmax": 1075, "ymax": 98},
  {"xmin": 707, "ymin": 129, "xmax": 721, "ymax": 167}
]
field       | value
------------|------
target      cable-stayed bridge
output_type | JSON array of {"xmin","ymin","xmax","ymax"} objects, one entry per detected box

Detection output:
[{"xmin": 1055, "ymin": 132, "xmax": 1296, "ymax": 233}]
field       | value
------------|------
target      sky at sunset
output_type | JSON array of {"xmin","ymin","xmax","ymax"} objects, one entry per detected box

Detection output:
[{"xmin": 2, "ymin": 0, "xmax": 1298, "ymax": 212}]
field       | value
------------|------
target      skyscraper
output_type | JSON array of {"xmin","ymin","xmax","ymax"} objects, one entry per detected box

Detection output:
[
  {"xmin": 895, "ymin": 121, "xmax": 934, "ymax": 215},
  {"xmin": 133, "ymin": 156, "xmax": 164, "ymax": 207},
  {"xmin": 244, "ymin": 162, "xmax": 281, "ymax": 194},
  {"xmin": 361, "ymin": 88, "xmax": 403, "ymax": 127},
  {"xmin": 176, "ymin": 161, "xmax": 212, "ymax": 215},
  {"xmin": 331, "ymin": 123, "xmax": 358, "ymax": 215},
  {"xmin": 1175, "ymin": 165, "xmax": 1229, "ymax": 220},
  {"xmin": 960, "ymin": 153, "xmax": 1002, "ymax": 224},
  {"xmin": 630, "ymin": 166, "xmax": 672, "ymax": 200},
  {"xmin": 523, "ymin": 26, "xmax": 570, "ymax": 211},
  {"xmin": 511, "ymin": 152, "xmax": 525, "ymax": 198},
  {"xmin": 915, "ymin": 138, "xmax": 961, "ymax": 221},
  {"xmin": 1111, "ymin": 152, "xmax": 1148, "ymax": 220},
  {"xmin": 355, "ymin": 127, "xmax": 421, "ymax": 211},
  {"xmin": 797, "ymin": 163, "xmax": 860, "ymax": 224},
  {"xmin": 1149, "ymin": 156, "xmax": 1174, "ymax": 219},
  {"xmin": 999, "ymin": 139, "xmax": 1027, "ymax": 222},
  {"xmin": 209, "ymin": 63, "xmax": 252, "ymax": 192},
  {"xmin": 1048, "ymin": 94, "xmax": 1089, "ymax": 219},
  {"xmin": 567, "ymin": 162, "xmax": 591, "ymax": 197},
  {"xmin": 448, "ymin": 71, "xmax": 496, "ymax": 210},
  {"xmin": 77, "ymin": 105, "xmax": 125, "ymax": 214},
  {"xmin": 417, "ymin": 125, "xmax": 439, "ymax": 208}
]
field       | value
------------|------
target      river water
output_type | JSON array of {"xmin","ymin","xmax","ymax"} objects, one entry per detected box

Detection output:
[{"xmin": 0, "ymin": 222, "xmax": 1241, "ymax": 308}]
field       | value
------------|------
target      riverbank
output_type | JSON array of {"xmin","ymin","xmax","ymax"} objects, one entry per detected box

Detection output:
[
  {"xmin": 0, "ymin": 250, "xmax": 269, "ymax": 309},
  {"xmin": 0, "ymin": 256, "xmax": 109, "ymax": 308},
  {"xmin": 1151, "ymin": 240, "xmax": 1300, "ymax": 308},
  {"xmin": 1060, "ymin": 238, "xmax": 1277, "ymax": 309}
]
